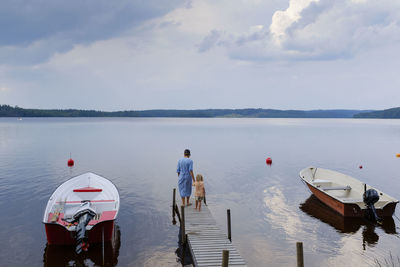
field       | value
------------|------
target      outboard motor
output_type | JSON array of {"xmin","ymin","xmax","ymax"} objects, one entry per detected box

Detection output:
[
  {"xmin": 363, "ymin": 188, "xmax": 381, "ymax": 223},
  {"xmin": 66, "ymin": 201, "xmax": 96, "ymax": 254}
]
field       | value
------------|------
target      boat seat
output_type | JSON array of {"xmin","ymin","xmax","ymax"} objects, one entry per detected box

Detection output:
[
  {"xmin": 341, "ymin": 198, "xmax": 363, "ymax": 203},
  {"xmin": 313, "ymin": 179, "xmax": 330, "ymax": 184},
  {"xmin": 312, "ymin": 179, "xmax": 332, "ymax": 187},
  {"xmin": 321, "ymin": 185, "xmax": 351, "ymax": 191}
]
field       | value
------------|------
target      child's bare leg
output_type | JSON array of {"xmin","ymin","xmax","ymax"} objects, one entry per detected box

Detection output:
[
  {"xmin": 198, "ymin": 201, "xmax": 202, "ymax": 211},
  {"xmin": 195, "ymin": 200, "xmax": 198, "ymax": 210}
]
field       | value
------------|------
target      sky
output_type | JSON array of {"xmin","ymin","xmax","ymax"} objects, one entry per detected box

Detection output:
[{"xmin": 1, "ymin": 0, "xmax": 400, "ymax": 111}]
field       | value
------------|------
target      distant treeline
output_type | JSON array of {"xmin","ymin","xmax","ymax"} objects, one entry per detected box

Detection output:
[
  {"xmin": 0, "ymin": 104, "xmax": 388, "ymax": 118},
  {"xmin": 0, "ymin": 105, "xmax": 137, "ymax": 117},
  {"xmin": 353, "ymin": 107, "xmax": 400, "ymax": 118}
]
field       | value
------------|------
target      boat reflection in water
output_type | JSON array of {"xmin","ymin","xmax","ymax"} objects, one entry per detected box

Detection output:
[
  {"xmin": 300, "ymin": 195, "xmax": 397, "ymax": 249},
  {"xmin": 43, "ymin": 224, "xmax": 121, "ymax": 267}
]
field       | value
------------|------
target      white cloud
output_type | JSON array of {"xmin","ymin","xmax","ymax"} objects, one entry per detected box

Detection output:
[
  {"xmin": 270, "ymin": 0, "xmax": 319, "ymax": 46},
  {"xmin": 199, "ymin": 0, "xmax": 400, "ymax": 61}
]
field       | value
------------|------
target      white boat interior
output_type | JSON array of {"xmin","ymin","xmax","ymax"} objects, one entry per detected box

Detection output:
[
  {"xmin": 300, "ymin": 167, "xmax": 398, "ymax": 209},
  {"xmin": 43, "ymin": 172, "xmax": 119, "ymax": 230}
]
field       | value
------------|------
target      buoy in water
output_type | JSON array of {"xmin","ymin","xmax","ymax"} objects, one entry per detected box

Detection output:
[
  {"xmin": 359, "ymin": 165, "xmax": 363, "ymax": 169},
  {"xmin": 67, "ymin": 158, "xmax": 74, "ymax": 167},
  {"xmin": 396, "ymin": 153, "xmax": 400, "ymax": 158},
  {"xmin": 266, "ymin": 157, "xmax": 272, "ymax": 165}
]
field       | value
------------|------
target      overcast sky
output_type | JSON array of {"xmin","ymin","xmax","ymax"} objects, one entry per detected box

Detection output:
[{"xmin": 1, "ymin": 0, "xmax": 400, "ymax": 111}]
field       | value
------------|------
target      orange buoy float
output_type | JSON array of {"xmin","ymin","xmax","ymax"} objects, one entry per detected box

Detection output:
[
  {"xmin": 67, "ymin": 158, "xmax": 74, "ymax": 167},
  {"xmin": 266, "ymin": 157, "xmax": 272, "ymax": 165},
  {"xmin": 396, "ymin": 153, "xmax": 400, "ymax": 158}
]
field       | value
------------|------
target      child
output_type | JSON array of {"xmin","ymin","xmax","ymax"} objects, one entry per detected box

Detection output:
[{"xmin": 194, "ymin": 174, "xmax": 206, "ymax": 211}]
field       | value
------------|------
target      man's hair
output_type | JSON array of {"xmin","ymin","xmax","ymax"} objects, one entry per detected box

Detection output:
[{"xmin": 184, "ymin": 149, "xmax": 191, "ymax": 156}]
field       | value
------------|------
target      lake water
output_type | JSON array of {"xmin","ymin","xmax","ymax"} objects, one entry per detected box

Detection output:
[{"xmin": 0, "ymin": 118, "xmax": 399, "ymax": 266}]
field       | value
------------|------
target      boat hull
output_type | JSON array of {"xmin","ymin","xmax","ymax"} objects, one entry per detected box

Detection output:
[
  {"xmin": 306, "ymin": 182, "xmax": 397, "ymax": 217},
  {"xmin": 45, "ymin": 220, "xmax": 115, "ymax": 245}
]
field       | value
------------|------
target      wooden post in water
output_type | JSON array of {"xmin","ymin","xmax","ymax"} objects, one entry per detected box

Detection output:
[
  {"xmin": 181, "ymin": 205, "xmax": 186, "ymax": 245},
  {"xmin": 172, "ymin": 188, "xmax": 176, "ymax": 225},
  {"xmin": 227, "ymin": 209, "xmax": 231, "ymax": 242},
  {"xmin": 182, "ymin": 234, "xmax": 186, "ymax": 266},
  {"xmin": 222, "ymin": 250, "xmax": 229, "ymax": 267},
  {"xmin": 296, "ymin": 242, "xmax": 304, "ymax": 267}
]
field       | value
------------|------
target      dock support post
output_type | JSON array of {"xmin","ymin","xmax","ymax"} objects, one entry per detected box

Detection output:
[
  {"xmin": 172, "ymin": 188, "xmax": 176, "ymax": 225},
  {"xmin": 296, "ymin": 242, "xmax": 304, "ymax": 267},
  {"xmin": 222, "ymin": 250, "xmax": 229, "ymax": 267},
  {"xmin": 227, "ymin": 209, "xmax": 231, "ymax": 242},
  {"xmin": 181, "ymin": 205, "xmax": 186, "ymax": 245}
]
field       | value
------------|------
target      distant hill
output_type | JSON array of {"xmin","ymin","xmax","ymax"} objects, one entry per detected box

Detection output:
[
  {"xmin": 353, "ymin": 107, "xmax": 400, "ymax": 118},
  {"xmin": 134, "ymin": 109, "xmax": 365, "ymax": 118},
  {"xmin": 0, "ymin": 105, "xmax": 371, "ymax": 118}
]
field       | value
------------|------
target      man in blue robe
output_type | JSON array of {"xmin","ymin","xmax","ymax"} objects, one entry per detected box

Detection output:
[{"xmin": 177, "ymin": 149, "xmax": 195, "ymax": 206}]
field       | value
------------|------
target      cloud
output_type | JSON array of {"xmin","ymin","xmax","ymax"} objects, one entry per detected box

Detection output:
[
  {"xmin": 0, "ymin": 0, "xmax": 186, "ymax": 65},
  {"xmin": 198, "ymin": 30, "xmax": 222, "ymax": 52},
  {"xmin": 198, "ymin": 0, "xmax": 400, "ymax": 61},
  {"xmin": 270, "ymin": 0, "xmax": 320, "ymax": 46}
]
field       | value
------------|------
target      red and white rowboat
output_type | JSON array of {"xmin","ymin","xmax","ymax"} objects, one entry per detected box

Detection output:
[
  {"xmin": 43, "ymin": 172, "xmax": 119, "ymax": 252},
  {"xmin": 299, "ymin": 167, "xmax": 398, "ymax": 217}
]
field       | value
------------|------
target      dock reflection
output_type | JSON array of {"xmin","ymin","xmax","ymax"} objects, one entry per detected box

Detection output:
[
  {"xmin": 175, "ymin": 227, "xmax": 193, "ymax": 266},
  {"xmin": 300, "ymin": 195, "xmax": 397, "ymax": 248},
  {"xmin": 43, "ymin": 225, "xmax": 121, "ymax": 267}
]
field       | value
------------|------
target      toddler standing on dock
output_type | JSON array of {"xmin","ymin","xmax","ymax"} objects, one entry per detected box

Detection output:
[{"xmin": 194, "ymin": 174, "xmax": 205, "ymax": 211}]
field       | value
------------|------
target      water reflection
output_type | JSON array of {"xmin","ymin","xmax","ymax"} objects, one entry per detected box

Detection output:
[
  {"xmin": 300, "ymin": 195, "xmax": 397, "ymax": 248},
  {"xmin": 43, "ymin": 225, "xmax": 121, "ymax": 267},
  {"xmin": 175, "ymin": 227, "xmax": 193, "ymax": 266}
]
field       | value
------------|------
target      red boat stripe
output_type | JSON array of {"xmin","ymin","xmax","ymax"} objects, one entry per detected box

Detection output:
[
  {"xmin": 56, "ymin": 200, "xmax": 115, "ymax": 203},
  {"xmin": 73, "ymin": 187, "xmax": 102, "ymax": 192}
]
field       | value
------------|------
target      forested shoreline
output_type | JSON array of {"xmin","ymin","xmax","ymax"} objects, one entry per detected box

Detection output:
[{"xmin": 1, "ymin": 104, "xmax": 397, "ymax": 118}]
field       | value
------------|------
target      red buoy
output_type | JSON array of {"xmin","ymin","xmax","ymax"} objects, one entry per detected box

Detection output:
[
  {"xmin": 266, "ymin": 157, "xmax": 272, "ymax": 165},
  {"xmin": 359, "ymin": 165, "xmax": 363, "ymax": 169},
  {"xmin": 68, "ymin": 158, "xmax": 74, "ymax": 167}
]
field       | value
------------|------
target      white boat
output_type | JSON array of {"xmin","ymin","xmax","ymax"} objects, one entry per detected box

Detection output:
[
  {"xmin": 43, "ymin": 172, "xmax": 119, "ymax": 253},
  {"xmin": 299, "ymin": 167, "xmax": 398, "ymax": 218}
]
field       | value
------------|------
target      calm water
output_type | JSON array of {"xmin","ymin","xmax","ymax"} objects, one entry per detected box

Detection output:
[{"xmin": 0, "ymin": 118, "xmax": 400, "ymax": 266}]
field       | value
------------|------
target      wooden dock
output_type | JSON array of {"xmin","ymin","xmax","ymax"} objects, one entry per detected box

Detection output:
[
  {"xmin": 176, "ymin": 201, "xmax": 246, "ymax": 267},
  {"xmin": 172, "ymin": 190, "xmax": 305, "ymax": 267}
]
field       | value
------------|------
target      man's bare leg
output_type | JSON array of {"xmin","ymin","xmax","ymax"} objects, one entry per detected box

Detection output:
[{"xmin": 181, "ymin": 197, "xmax": 185, "ymax": 206}]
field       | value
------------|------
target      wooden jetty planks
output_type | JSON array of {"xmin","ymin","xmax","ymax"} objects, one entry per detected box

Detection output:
[{"xmin": 184, "ymin": 205, "xmax": 247, "ymax": 267}]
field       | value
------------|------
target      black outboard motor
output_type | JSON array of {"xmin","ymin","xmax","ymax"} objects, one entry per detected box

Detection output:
[
  {"xmin": 363, "ymin": 188, "xmax": 381, "ymax": 223},
  {"xmin": 65, "ymin": 201, "xmax": 96, "ymax": 254}
]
